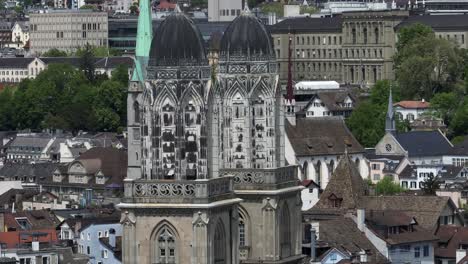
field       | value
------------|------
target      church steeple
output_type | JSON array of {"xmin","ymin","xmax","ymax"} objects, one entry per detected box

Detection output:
[
  {"xmin": 131, "ymin": 0, "xmax": 153, "ymax": 82},
  {"xmin": 385, "ymin": 87, "xmax": 396, "ymax": 133}
]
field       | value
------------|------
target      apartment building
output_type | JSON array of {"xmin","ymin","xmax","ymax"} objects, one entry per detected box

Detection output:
[{"xmin": 29, "ymin": 10, "xmax": 108, "ymax": 55}]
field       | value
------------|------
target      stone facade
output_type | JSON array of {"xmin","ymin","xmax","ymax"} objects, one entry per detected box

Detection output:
[
  {"xmin": 120, "ymin": 7, "xmax": 304, "ymax": 264},
  {"xmin": 29, "ymin": 10, "xmax": 108, "ymax": 55},
  {"xmin": 271, "ymin": 11, "xmax": 468, "ymax": 86}
]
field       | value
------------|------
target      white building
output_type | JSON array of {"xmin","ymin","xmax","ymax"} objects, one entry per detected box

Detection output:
[
  {"xmin": 285, "ymin": 116, "xmax": 368, "ymax": 188},
  {"xmin": 394, "ymin": 100, "xmax": 430, "ymax": 123},
  {"xmin": 11, "ymin": 21, "xmax": 29, "ymax": 49},
  {"xmin": 208, "ymin": 0, "xmax": 242, "ymax": 22}
]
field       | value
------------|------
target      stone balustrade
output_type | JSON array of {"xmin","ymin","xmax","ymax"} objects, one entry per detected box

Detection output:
[
  {"xmin": 123, "ymin": 176, "xmax": 234, "ymax": 204},
  {"xmin": 219, "ymin": 165, "xmax": 298, "ymax": 190}
]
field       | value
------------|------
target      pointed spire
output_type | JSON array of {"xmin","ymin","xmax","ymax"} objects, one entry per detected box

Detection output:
[
  {"xmin": 242, "ymin": 2, "xmax": 251, "ymax": 14},
  {"xmin": 303, "ymin": 0, "xmax": 309, "ymax": 6},
  {"xmin": 131, "ymin": 0, "xmax": 153, "ymax": 82},
  {"xmin": 286, "ymin": 32, "xmax": 294, "ymax": 102},
  {"xmin": 385, "ymin": 85, "xmax": 396, "ymax": 134}
]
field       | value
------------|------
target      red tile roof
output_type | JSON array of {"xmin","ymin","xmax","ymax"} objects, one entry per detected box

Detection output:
[
  {"xmin": 0, "ymin": 229, "xmax": 58, "ymax": 249},
  {"xmin": 394, "ymin": 100, "xmax": 430, "ymax": 109},
  {"xmin": 156, "ymin": 0, "xmax": 176, "ymax": 10},
  {"xmin": 435, "ymin": 225, "xmax": 468, "ymax": 259}
]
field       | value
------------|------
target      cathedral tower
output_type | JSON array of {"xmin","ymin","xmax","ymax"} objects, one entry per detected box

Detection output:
[
  {"xmin": 120, "ymin": 12, "xmax": 241, "ymax": 264},
  {"xmin": 210, "ymin": 10, "xmax": 304, "ymax": 263}
]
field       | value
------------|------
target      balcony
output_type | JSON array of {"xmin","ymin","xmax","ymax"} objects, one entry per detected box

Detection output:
[
  {"xmin": 123, "ymin": 176, "xmax": 234, "ymax": 204},
  {"xmin": 219, "ymin": 165, "xmax": 298, "ymax": 191}
]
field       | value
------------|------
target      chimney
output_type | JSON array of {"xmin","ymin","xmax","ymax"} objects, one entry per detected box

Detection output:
[
  {"xmin": 32, "ymin": 241, "xmax": 39, "ymax": 251},
  {"xmin": 422, "ymin": 98, "xmax": 425, "ymax": 103},
  {"xmin": 457, "ymin": 249, "xmax": 467, "ymax": 263},
  {"xmin": 357, "ymin": 209, "xmax": 365, "ymax": 232}
]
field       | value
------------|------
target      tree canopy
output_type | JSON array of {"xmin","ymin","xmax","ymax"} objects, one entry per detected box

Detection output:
[
  {"xmin": 346, "ymin": 80, "xmax": 407, "ymax": 147},
  {"xmin": 0, "ymin": 60, "xmax": 129, "ymax": 134},
  {"xmin": 395, "ymin": 23, "xmax": 465, "ymax": 100},
  {"xmin": 375, "ymin": 176, "xmax": 405, "ymax": 195}
]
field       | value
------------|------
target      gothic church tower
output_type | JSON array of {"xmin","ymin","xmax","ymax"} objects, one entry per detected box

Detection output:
[
  {"xmin": 120, "ymin": 11, "xmax": 241, "ymax": 264},
  {"xmin": 209, "ymin": 10, "xmax": 304, "ymax": 263}
]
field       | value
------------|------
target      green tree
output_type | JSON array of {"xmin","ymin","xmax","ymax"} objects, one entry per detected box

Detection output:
[
  {"xmin": 111, "ymin": 64, "xmax": 129, "ymax": 86},
  {"xmin": 395, "ymin": 23, "xmax": 463, "ymax": 100},
  {"xmin": 450, "ymin": 99, "xmax": 468, "ymax": 136},
  {"xmin": 129, "ymin": 3, "xmax": 138, "ymax": 14},
  {"xmin": 420, "ymin": 173, "xmax": 440, "ymax": 195},
  {"xmin": 42, "ymin": 48, "xmax": 68, "ymax": 57},
  {"xmin": 79, "ymin": 43, "xmax": 96, "ymax": 82},
  {"xmin": 375, "ymin": 176, "xmax": 405, "ymax": 195},
  {"xmin": 347, "ymin": 80, "xmax": 405, "ymax": 147},
  {"xmin": 79, "ymin": 4, "xmax": 96, "ymax": 9},
  {"xmin": 430, "ymin": 92, "xmax": 459, "ymax": 124},
  {"xmin": 0, "ymin": 86, "xmax": 17, "ymax": 130}
]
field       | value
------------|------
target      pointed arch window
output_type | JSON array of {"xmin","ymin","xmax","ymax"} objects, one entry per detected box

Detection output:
[
  {"xmin": 133, "ymin": 101, "xmax": 140, "ymax": 123},
  {"xmin": 153, "ymin": 226, "xmax": 177, "ymax": 264},
  {"xmin": 214, "ymin": 220, "xmax": 226, "ymax": 264},
  {"xmin": 280, "ymin": 204, "xmax": 291, "ymax": 258}
]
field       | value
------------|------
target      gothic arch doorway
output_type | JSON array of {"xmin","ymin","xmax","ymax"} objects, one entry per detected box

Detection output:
[{"xmin": 214, "ymin": 219, "xmax": 227, "ymax": 264}]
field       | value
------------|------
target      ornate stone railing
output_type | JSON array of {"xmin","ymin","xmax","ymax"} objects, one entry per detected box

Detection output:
[
  {"xmin": 219, "ymin": 165, "xmax": 298, "ymax": 190},
  {"xmin": 123, "ymin": 176, "xmax": 234, "ymax": 203}
]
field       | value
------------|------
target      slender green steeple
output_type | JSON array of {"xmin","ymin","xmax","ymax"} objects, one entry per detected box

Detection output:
[{"xmin": 131, "ymin": 0, "xmax": 153, "ymax": 82}]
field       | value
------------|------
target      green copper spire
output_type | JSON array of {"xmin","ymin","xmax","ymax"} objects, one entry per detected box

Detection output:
[{"xmin": 131, "ymin": 0, "xmax": 153, "ymax": 82}]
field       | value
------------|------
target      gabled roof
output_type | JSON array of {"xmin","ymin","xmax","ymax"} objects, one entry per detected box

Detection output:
[
  {"xmin": 449, "ymin": 138, "xmax": 468, "ymax": 156},
  {"xmin": 319, "ymin": 217, "xmax": 388, "ymax": 263},
  {"xmin": 436, "ymin": 226, "xmax": 468, "ymax": 259},
  {"xmin": 314, "ymin": 154, "xmax": 368, "ymax": 210},
  {"xmin": 360, "ymin": 195, "xmax": 458, "ymax": 232},
  {"xmin": 305, "ymin": 91, "xmax": 357, "ymax": 112},
  {"xmin": 0, "ymin": 58, "xmax": 34, "ymax": 68},
  {"xmin": 0, "ymin": 162, "xmax": 58, "ymax": 181},
  {"xmin": 286, "ymin": 117, "xmax": 364, "ymax": 156},
  {"xmin": 394, "ymin": 100, "xmax": 430, "ymax": 109},
  {"xmin": 94, "ymin": 57, "xmax": 133, "ymax": 68},
  {"xmin": 8, "ymin": 135, "xmax": 52, "ymax": 148},
  {"xmin": 394, "ymin": 130, "xmax": 452, "ymax": 157},
  {"xmin": 75, "ymin": 147, "xmax": 127, "ymax": 185}
]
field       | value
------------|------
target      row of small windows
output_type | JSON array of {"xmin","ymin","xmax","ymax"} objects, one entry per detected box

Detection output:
[
  {"xmin": 350, "ymin": 27, "xmax": 380, "ymax": 44},
  {"xmin": 220, "ymin": 9, "xmax": 241, "ymax": 16},
  {"xmin": 277, "ymin": 48, "xmax": 384, "ymax": 59},
  {"xmin": 81, "ymin": 23, "xmax": 102, "ymax": 31},
  {"xmin": 295, "ymin": 62, "xmax": 341, "ymax": 72},
  {"xmin": 1, "ymin": 70, "xmax": 28, "ymax": 75},
  {"xmin": 1, "ymin": 77, "xmax": 23, "ymax": 83},
  {"xmin": 285, "ymin": 35, "xmax": 343, "ymax": 46},
  {"xmin": 438, "ymin": 33, "xmax": 465, "ymax": 44}
]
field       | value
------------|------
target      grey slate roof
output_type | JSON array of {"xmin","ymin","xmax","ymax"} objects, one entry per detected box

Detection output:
[
  {"xmin": 269, "ymin": 16, "xmax": 342, "ymax": 34},
  {"xmin": 9, "ymin": 136, "xmax": 52, "ymax": 148},
  {"xmin": 0, "ymin": 162, "xmax": 58, "ymax": 181},
  {"xmin": 394, "ymin": 130, "xmax": 452, "ymax": 157},
  {"xmin": 94, "ymin": 57, "xmax": 133, "ymax": 68},
  {"xmin": 396, "ymin": 14, "xmax": 468, "ymax": 31},
  {"xmin": 286, "ymin": 117, "xmax": 364, "ymax": 156},
  {"xmin": 0, "ymin": 58, "xmax": 34, "ymax": 68}
]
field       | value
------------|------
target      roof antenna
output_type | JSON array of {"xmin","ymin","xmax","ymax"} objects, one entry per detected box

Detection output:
[{"xmin": 175, "ymin": 4, "xmax": 182, "ymax": 13}]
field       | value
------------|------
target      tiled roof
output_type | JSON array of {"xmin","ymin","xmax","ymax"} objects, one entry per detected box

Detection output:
[
  {"xmin": 394, "ymin": 130, "xmax": 452, "ymax": 157},
  {"xmin": 394, "ymin": 100, "xmax": 430, "ymax": 109},
  {"xmin": 449, "ymin": 138, "xmax": 468, "ymax": 156},
  {"xmin": 9, "ymin": 135, "xmax": 52, "ymax": 148},
  {"xmin": 304, "ymin": 91, "xmax": 357, "ymax": 112},
  {"xmin": 436, "ymin": 226, "xmax": 468, "ymax": 259},
  {"xmin": 360, "ymin": 195, "xmax": 456, "ymax": 232},
  {"xmin": 75, "ymin": 147, "xmax": 127, "ymax": 186},
  {"xmin": 315, "ymin": 154, "xmax": 368, "ymax": 210},
  {"xmin": 269, "ymin": 16, "xmax": 342, "ymax": 34},
  {"xmin": 0, "ymin": 58, "xmax": 34, "ymax": 68},
  {"xmin": 286, "ymin": 117, "xmax": 364, "ymax": 156},
  {"xmin": 319, "ymin": 217, "xmax": 388, "ymax": 263},
  {"xmin": 0, "ymin": 229, "xmax": 58, "ymax": 249},
  {"xmin": 0, "ymin": 162, "xmax": 58, "ymax": 181},
  {"xmin": 4, "ymin": 210, "xmax": 58, "ymax": 231}
]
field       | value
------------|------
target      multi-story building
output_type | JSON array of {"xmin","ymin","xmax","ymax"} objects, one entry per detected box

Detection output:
[
  {"xmin": 270, "ymin": 12, "xmax": 468, "ymax": 86},
  {"xmin": 11, "ymin": 21, "xmax": 29, "ymax": 49},
  {"xmin": 77, "ymin": 220, "xmax": 122, "ymax": 264},
  {"xmin": 0, "ymin": 21, "xmax": 12, "ymax": 48},
  {"xmin": 208, "ymin": 0, "xmax": 243, "ymax": 22},
  {"xmin": 29, "ymin": 10, "xmax": 108, "ymax": 55}
]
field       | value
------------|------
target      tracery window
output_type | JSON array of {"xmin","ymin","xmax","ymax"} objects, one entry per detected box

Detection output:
[{"xmin": 154, "ymin": 226, "xmax": 176, "ymax": 264}]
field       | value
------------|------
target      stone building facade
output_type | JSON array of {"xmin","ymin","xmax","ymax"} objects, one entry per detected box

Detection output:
[
  {"xmin": 29, "ymin": 10, "xmax": 108, "ymax": 55},
  {"xmin": 270, "ymin": 12, "xmax": 468, "ymax": 86},
  {"xmin": 119, "ymin": 4, "xmax": 303, "ymax": 264}
]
